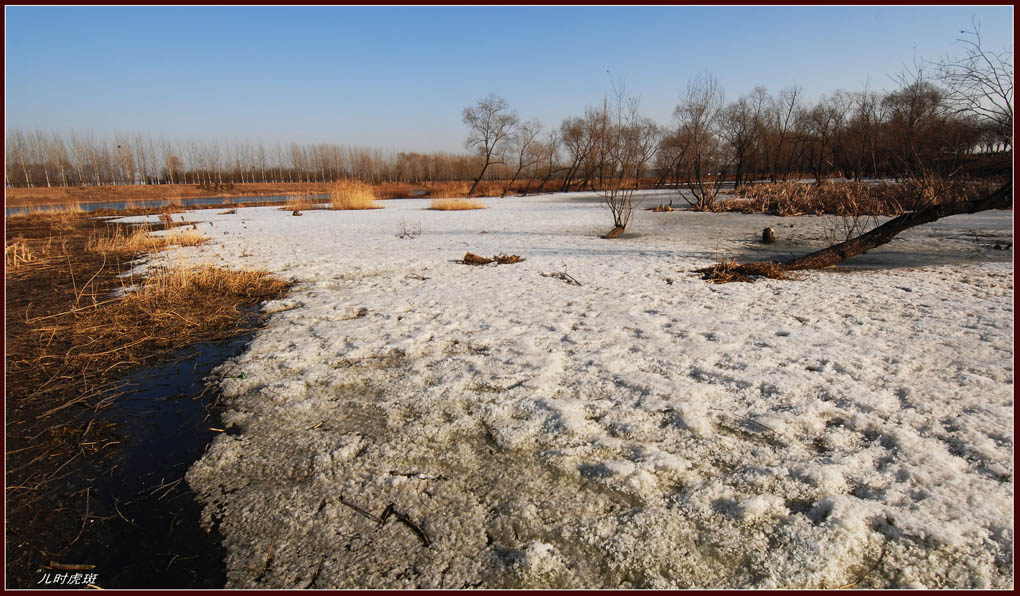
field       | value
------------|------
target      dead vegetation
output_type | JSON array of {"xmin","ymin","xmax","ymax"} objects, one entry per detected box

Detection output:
[
  {"xmin": 713, "ymin": 178, "xmax": 997, "ymax": 217},
  {"xmin": 695, "ymin": 260, "xmax": 793, "ymax": 283},
  {"xmin": 426, "ymin": 180, "xmax": 507, "ymax": 198},
  {"xmin": 459, "ymin": 252, "xmax": 525, "ymax": 265},
  {"xmin": 85, "ymin": 224, "xmax": 207, "ymax": 255},
  {"xmin": 426, "ymin": 181, "xmax": 472, "ymax": 198},
  {"xmin": 5, "ymin": 211, "xmax": 290, "ymax": 585},
  {"xmin": 429, "ymin": 198, "xmax": 487, "ymax": 211},
  {"xmin": 6, "ymin": 239, "xmax": 34, "ymax": 269},
  {"xmin": 374, "ymin": 181, "xmax": 420, "ymax": 199},
  {"xmin": 329, "ymin": 179, "xmax": 382, "ymax": 210}
]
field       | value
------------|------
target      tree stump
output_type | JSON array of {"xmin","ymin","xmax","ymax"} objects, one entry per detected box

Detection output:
[{"xmin": 762, "ymin": 227, "xmax": 776, "ymax": 244}]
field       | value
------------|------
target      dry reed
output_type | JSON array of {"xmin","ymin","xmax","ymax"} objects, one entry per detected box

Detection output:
[
  {"xmin": 330, "ymin": 179, "xmax": 382, "ymax": 210},
  {"xmin": 429, "ymin": 198, "xmax": 487, "ymax": 211},
  {"xmin": 718, "ymin": 178, "xmax": 996, "ymax": 217},
  {"xmin": 696, "ymin": 260, "xmax": 791, "ymax": 283},
  {"xmin": 6, "ymin": 240, "xmax": 34, "ymax": 270},
  {"xmin": 426, "ymin": 181, "xmax": 472, "ymax": 198},
  {"xmin": 471, "ymin": 181, "xmax": 504, "ymax": 197},
  {"xmin": 86, "ymin": 225, "xmax": 207, "ymax": 255},
  {"xmin": 4, "ymin": 210, "xmax": 289, "ymax": 583},
  {"xmin": 374, "ymin": 181, "xmax": 420, "ymax": 199}
]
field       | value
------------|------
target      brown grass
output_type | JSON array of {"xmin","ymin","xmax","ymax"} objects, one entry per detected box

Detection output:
[
  {"xmin": 330, "ymin": 179, "xmax": 382, "ymax": 210},
  {"xmin": 4, "ymin": 182, "xmax": 341, "ymax": 210},
  {"xmin": 459, "ymin": 252, "xmax": 524, "ymax": 265},
  {"xmin": 427, "ymin": 181, "xmax": 472, "ymax": 198},
  {"xmin": 5, "ymin": 209, "xmax": 291, "ymax": 582},
  {"xmin": 429, "ymin": 198, "xmax": 487, "ymax": 211},
  {"xmin": 6, "ymin": 240, "xmax": 34, "ymax": 270},
  {"xmin": 696, "ymin": 260, "xmax": 792, "ymax": 283},
  {"xmin": 86, "ymin": 225, "xmax": 207, "ymax": 255},
  {"xmin": 471, "ymin": 181, "xmax": 504, "ymax": 197},
  {"xmin": 375, "ymin": 181, "xmax": 421, "ymax": 199},
  {"xmin": 716, "ymin": 178, "xmax": 999, "ymax": 217}
]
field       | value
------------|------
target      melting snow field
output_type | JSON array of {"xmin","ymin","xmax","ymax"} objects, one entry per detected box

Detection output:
[{"xmin": 121, "ymin": 191, "xmax": 1012, "ymax": 588}]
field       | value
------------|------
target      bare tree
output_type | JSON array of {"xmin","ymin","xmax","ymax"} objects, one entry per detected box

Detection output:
[
  {"xmin": 932, "ymin": 19, "xmax": 1013, "ymax": 152},
  {"xmin": 559, "ymin": 114, "xmax": 598, "ymax": 192},
  {"xmin": 673, "ymin": 73, "xmax": 729, "ymax": 209},
  {"xmin": 805, "ymin": 91, "xmax": 852, "ymax": 183},
  {"xmin": 718, "ymin": 94, "xmax": 762, "ymax": 188},
  {"xmin": 501, "ymin": 118, "xmax": 542, "ymax": 197},
  {"xmin": 599, "ymin": 78, "xmax": 645, "ymax": 237},
  {"xmin": 8, "ymin": 130, "xmax": 33, "ymax": 187},
  {"xmin": 522, "ymin": 130, "xmax": 563, "ymax": 195},
  {"xmin": 462, "ymin": 93, "xmax": 519, "ymax": 196},
  {"xmin": 629, "ymin": 117, "xmax": 663, "ymax": 187}
]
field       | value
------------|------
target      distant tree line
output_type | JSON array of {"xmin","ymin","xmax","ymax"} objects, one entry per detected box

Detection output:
[
  {"xmin": 6, "ymin": 71, "xmax": 1010, "ymax": 190},
  {"xmin": 4, "ymin": 132, "xmax": 497, "ymax": 188}
]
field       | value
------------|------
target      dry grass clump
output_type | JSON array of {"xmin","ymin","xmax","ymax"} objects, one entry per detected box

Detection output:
[
  {"xmin": 429, "ymin": 198, "xmax": 487, "ymax": 211},
  {"xmin": 718, "ymin": 181, "xmax": 887, "ymax": 216},
  {"xmin": 648, "ymin": 203, "xmax": 675, "ymax": 212},
  {"xmin": 126, "ymin": 264, "xmax": 291, "ymax": 309},
  {"xmin": 86, "ymin": 225, "xmax": 207, "ymax": 255},
  {"xmin": 330, "ymin": 179, "xmax": 382, "ymax": 210},
  {"xmin": 460, "ymin": 252, "xmax": 524, "ymax": 265},
  {"xmin": 873, "ymin": 177, "xmax": 995, "ymax": 210},
  {"xmin": 165, "ymin": 228, "xmax": 208, "ymax": 247},
  {"xmin": 696, "ymin": 260, "xmax": 791, "ymax": 283},
  {"xmin": 16, "ymin": 263, "xmax": 290, "ymax": 413},
  {"xmin": 718, "ymin": 178, "xmax": 999, "ymax": 217},
  {"xmin": 48, "ymin": 264, "xmax": 292, "ymax": 389},
  {"xmin": 492, "ymin": 253, "xmax": 525, "ymax": 264},
  {"xmin": 6, "ymin": 240, "xmax": 34, "ymax": 270}
]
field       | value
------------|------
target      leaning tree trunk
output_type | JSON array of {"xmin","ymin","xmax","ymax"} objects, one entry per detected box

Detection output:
[
  {"xmin": 781, "ymin": 180, "xmax": 1012, "ymax": 271},
  {"xmin": 468, "ymin": 158, "xmax": 491, "ymax": 197}
]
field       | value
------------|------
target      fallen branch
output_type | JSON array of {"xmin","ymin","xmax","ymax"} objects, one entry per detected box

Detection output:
[
  {"xmin": 540, "ymin": 271, "xmax": 581, "ymax": 286},
  {"xmin": 380, "ymin": 503, "xmax": 431, "ymax": 547},
  {"xmin": 337, "ymin": 494, "xmax": 384, "ymax": 525}
]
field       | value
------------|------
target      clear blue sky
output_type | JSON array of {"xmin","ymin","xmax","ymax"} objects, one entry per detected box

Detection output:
[{"xmin": 5, "ymin": 5, "xmax": 1013, "ymax": 153}]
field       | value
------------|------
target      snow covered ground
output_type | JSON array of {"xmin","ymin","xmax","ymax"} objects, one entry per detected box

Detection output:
[{"xmin": 120, "ymin": 191, "xmax": 1012, "ymax": 588}]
